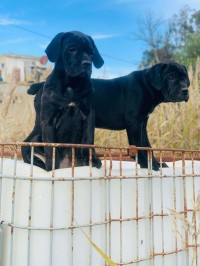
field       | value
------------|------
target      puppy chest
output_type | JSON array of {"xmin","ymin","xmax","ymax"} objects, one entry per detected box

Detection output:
[
  {"xmin": 63, "ymin": 86, "xmax": 77, "ymax": 102},
  {"xmin": 55, "ymin": 114, "xmax": 84, "ymax": 142},
  {"xmin": 62, "ymin": 86, "xmax": 91, "ymax": 116}
]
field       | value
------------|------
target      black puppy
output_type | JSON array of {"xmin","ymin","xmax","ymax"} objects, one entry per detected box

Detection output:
[
  {"xmin": 24, "ymin": 60, "xmax": 190, "ymax": 170},
  {"xmin": 22, "ymin": 31, "xmax": 104, "ymax": 171},
  {"xmin": 94, "ymin": 60, "xmax": 190, "ymax": 170}
]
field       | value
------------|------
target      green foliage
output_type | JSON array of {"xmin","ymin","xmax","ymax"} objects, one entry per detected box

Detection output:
[
  {"xmin": 192, "ymin": 10, "xmax": 200, "ymax": 33},
  {"xmin": 175, "ymin": 33, "xmax": 200, "ymax": 68},
  {"xmin": 169, "ymin": 6, "xmax": 194, "ymax": 49},
  {"xmin": 138, "ymin": 6, "xmax": 200, "ymax": 68},
  {"xmin": 140, "ymin": 43, "xmax": 175, "ymax": 69}
]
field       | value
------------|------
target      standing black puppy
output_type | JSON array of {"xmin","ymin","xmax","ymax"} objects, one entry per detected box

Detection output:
[
  {"xmin": 22, "ymin": 31, "xmax": 104, "ymax": 171},
  {"xmin": 23, "ymin": 60, "xmax": 190, "ymax": 170},
  {"xmin": 93, "ymin": 60, "xmax": 190, "ymax": 170}
]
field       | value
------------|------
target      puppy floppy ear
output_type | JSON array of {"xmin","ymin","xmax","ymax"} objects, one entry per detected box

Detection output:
[
  {"xmin": 88, "ymin": 37, "xmax": 104, "ymax": 69},
  {"xmin": 45, "ymin": 32, "xmax": 64, "ymax": 62},
  {"xmin": 145, "ymin": 63, "xmax": 166, "ymax": 91}
]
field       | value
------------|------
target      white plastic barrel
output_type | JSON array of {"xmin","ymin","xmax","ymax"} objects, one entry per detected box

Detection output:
[{"xmin": 0, "ymin": 158, "xmax": 200, "ymax": 265}]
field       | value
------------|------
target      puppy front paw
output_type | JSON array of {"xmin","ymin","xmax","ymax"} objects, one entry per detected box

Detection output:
[
  {"xmin": 152, "ymin": 161, "xmax": 160, "ymax": 171},
  {"xmin": 161, "ymin": 162, "xmax": 168, "ymax": 168},
  {"xmin": 92, "ymin": 157, "xmax": 102, "ymax": 168}
]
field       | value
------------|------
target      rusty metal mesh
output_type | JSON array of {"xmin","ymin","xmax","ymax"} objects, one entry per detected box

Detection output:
[{"xmin": 0, "ymin": 142, "xmax": 200, "ymax": 265}]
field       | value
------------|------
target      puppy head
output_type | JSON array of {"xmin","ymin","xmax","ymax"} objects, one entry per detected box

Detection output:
[
  {"xmin": 146, "ymin": 60, "xmax": 190, "ymax": 103},
  {"xmin": 45, "ymin": 31, "xmax": 104, "ymax": 78}
]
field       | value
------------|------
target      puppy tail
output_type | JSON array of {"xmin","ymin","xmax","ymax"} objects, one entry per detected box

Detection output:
[{"xmin": 27, "ymin": 82, "xmax": 45, "ymax": 95}]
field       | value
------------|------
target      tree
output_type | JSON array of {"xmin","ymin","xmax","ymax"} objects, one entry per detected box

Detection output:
[
  {"xmin": 139, "ymin": 44, "xmax": 175, "ymax": 69},
  {"xmin": 136, "ymin": 7, "xmax": 200, "ymax": 69},
  {"xmin": 169, "ymin": 6, "xmax": 194, "ymax": 50},
  {"xmin": 175, "ymin": 33, "xmax": 200, "ymax": 68},
  {"xmin": 171, "ymin": 7, "xmax": 200, "ymax": 68},
  {"xmin": 192, "ymin": 10, "xmax": 200, "ymax": 33},
  {"xmin": 134, "ymin": 13, "xmax": 175, "ymax": 68}
]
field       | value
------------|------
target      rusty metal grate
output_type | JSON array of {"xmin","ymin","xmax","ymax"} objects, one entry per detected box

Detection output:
[{"xmin": 0, "ymin": 142, "xmax": 200, "ymax": 266}]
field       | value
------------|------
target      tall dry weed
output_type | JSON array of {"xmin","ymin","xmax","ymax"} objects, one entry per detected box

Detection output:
[
  {"xmin": 0, "ymin": 84, "xmax": 35, "ymax": 142},
  {"xmin": 1, "ymin": 84, "xmax": 16, "ymax": 140},
  {"xmin": 168, "ymin": 192, "xmax": 200, "ymax": 266}
]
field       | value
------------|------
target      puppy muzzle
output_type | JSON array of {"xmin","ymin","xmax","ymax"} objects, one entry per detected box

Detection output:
[
  {"xmin": 180, "ymin": 87, "xmax": 189, "ymax": 102},
  {"xmin": 67, "ymin": 65, "xmax": 92, "ymax": 78},
  {"xmin": 82, "ymin": 60, "xmax": 92, "ymax": 67},
  {"xmin": 164, "ymin": 87, "xmax": 189, "ymax": 103}
]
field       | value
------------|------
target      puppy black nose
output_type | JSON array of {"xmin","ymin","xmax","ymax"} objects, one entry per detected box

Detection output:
[{"xmin": 82, "ymin": 60, "xmax": 91, "ymax": 67}]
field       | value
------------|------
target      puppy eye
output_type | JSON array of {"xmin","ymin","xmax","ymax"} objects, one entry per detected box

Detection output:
[
  {"xmin": 168, "ymin": 74, "xmax": 175, "ymax": 80},
  {"xmin": 68, "ymin": 47, "xmax": 77, "ymax": 53}
]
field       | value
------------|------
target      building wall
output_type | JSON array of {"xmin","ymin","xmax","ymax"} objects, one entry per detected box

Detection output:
[
  {"xmin": 0, "ymin": 55, "xmax": 6, "ymax": 81},
  {"xmin": 0, "ymin": 54, "xmax": 46, "ymax": 82},
  {"xmin": 5, "ymin": 57, "xmax": 25, "ymax": 81}
]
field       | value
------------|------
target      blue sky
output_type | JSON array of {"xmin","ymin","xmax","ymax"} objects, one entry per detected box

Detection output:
[{"xmin": 0, "ymin": 0, "xmax": 200, "ymax": 78}]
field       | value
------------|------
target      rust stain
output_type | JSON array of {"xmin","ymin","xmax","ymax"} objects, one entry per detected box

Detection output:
[{"xmin": 1, "ymin": 143, "xmax": 200, "ymax": 163}]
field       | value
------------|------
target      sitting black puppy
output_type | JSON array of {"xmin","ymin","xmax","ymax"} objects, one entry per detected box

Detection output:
[
  {"xmin": 21, "ymin": 31, "xmax": 104, "ymax": 171},
  {"xmin": 23, "ymin": 60, "xmax": 190, "ymax": 171}
]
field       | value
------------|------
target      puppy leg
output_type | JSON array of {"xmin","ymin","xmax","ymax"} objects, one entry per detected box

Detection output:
[
  {"xmin": 41, "ymin": 125, "xmax": 60, "ymax": 171},
  {"xmin": 41, "ymin": 103, "xmax": 60, "ymax": 171},
  {"xmin": 126, "ymin": 122, "xmax": 160, "ymax": 171},
  {"xmin": 21, "ymin": 126, "xmax": 43, "ymax": 166},
  {"xmin": 42, "ymin": 129, "xmax": 60, "ymax": 171},
  {"xmin": 22, "ymin": 133, "xmax": 46, "ymax": 169},
  {"xmin": 21, "ymin": 129, "xmax": 36, "ymax": 164},
  {"xmin": 32, "ymin": 156, "xmax": 46, "ymax": 170},
  {"xmin": 81, "ymin": 109, "xmax": 101, "ymax": 168},
  {"xmin": 141, "ymin": 120, "xmax": 168, "ymax": 169}
]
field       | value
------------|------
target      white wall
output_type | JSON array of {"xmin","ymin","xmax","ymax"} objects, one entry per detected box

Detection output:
[{"xmin": 5, "ymin": 57, "xmax": 25, "ymax": 81}]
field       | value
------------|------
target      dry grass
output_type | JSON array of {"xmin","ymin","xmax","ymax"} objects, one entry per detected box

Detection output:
[
  {"xmin": 168, "ymin": 192, "xmax": 200, "ymax": 266},
  {"xmin": 0, "ymin": 59, "xmax": 199, "ymax": 149},
  {"xmin": 0, "ymin": 84, "xmax": 35, "ymax": 142}
]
